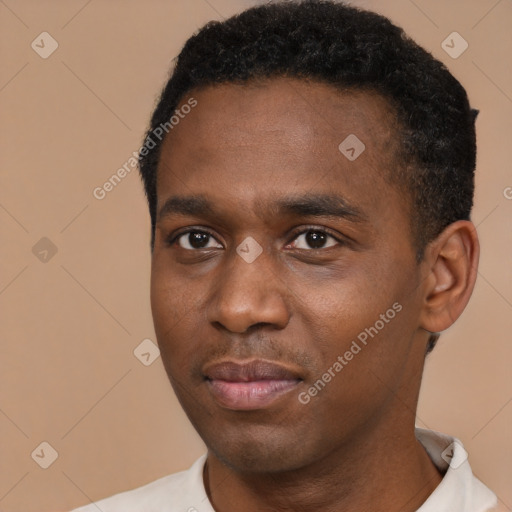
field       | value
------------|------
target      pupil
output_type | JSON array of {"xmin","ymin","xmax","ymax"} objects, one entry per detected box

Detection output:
[
  {"xmin": 190, "ymin": 232, "xmax": 209, "ymax": 248},
  {"xmin": 306, "ymin": 231, "xmax": 326, "ymax": 248}
]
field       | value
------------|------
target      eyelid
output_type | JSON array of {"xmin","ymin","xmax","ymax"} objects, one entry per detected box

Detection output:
[
  {"xmin": 166, "ymin": 226, "xmax": 221, "ymax": 247},
  {"xmin": 167, "ymin": 225, "xmax": 346, "ymax": 250},
  {"xmin": 285, "ymin": 225, "xmax": 345, "ymax": 249}
]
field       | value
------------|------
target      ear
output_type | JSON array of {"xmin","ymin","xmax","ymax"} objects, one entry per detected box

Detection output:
[{"xmin": 419, "ymin": 220, "xmax": 480, "ymax": 334}]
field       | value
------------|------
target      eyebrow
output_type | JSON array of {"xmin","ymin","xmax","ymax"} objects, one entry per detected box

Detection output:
[{"xmin": 157, "ymin": 193, "xmax": 367, "ymax": 223}]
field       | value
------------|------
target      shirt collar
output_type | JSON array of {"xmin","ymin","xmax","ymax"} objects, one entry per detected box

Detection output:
[{"xmin": 415, "ymin": 428, "xmax": 497, "ymax": 512}]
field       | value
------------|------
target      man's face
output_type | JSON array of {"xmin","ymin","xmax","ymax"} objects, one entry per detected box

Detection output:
[{"xmin": 151, "ymin": 78, "xmax": 428, "ymax": 473}]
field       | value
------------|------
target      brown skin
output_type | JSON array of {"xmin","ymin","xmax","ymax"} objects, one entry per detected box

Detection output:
[{"xmin": 150, "ymin": 78, "xmax": 479, "ymax": 511}]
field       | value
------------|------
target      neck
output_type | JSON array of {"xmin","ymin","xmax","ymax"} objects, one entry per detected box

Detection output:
[{"xmin": 204, "ymin": 412, "xmax": 442, "ymax": 512}]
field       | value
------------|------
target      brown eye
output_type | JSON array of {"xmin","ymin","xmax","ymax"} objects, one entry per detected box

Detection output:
[
  {"xmin": 290, "ymin": 230, "xmax": 339, "ymax": 250},
  {"xmin": 175, "ymin": 230, "xmax": 222, "ymax": 250}
]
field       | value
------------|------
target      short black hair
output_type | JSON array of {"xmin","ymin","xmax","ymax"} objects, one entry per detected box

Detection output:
[
  {"xmin": 139, "ymin": 0, "xmax": 476, "ymax": 353},
  {"xmin": 139, "ymin": 0, "xmax": 477, "ymax": 263}
]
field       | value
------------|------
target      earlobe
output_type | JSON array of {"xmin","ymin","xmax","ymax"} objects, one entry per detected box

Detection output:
[{"xmin": 420, "ymin": 220, "xmax": 479, "ymax": 334}]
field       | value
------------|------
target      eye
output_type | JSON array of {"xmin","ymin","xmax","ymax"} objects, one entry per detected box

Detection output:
[
  {"xmin": 172, "ymin": 230, "xmax": 222, "ymax": 250},
  {"xmin": 288, "ymin": 229, "xmax": 340, "ymax": 250}
]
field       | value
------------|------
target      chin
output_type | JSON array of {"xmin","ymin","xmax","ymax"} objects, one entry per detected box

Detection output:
[{"xmin": 204, "ymin": 425, "xmax": 318, "ymax": 474}]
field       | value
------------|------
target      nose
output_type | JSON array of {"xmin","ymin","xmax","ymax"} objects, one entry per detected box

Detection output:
[{"xmin": 207, "ymin": 246, "xmax": 290, "ymax": 334}]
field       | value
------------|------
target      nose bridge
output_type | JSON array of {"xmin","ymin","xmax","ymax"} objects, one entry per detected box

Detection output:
[{"xmin": 208, "ymin": 241, "xmax": 290, "ymax": 333}]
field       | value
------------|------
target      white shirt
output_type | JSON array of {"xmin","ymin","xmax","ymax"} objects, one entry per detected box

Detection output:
[{"xmin": 71, "ymin": 428, "xmax": 497, "ymax": 512}]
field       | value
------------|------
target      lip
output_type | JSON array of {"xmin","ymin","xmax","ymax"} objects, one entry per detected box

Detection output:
[{"xmin": 203, "ymin": 359, "xmax": 303, "ymax": 410}]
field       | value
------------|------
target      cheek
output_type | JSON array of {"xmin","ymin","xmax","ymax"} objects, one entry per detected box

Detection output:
[
  {"xmin": 298, "ymin": 257, "xmax": 416, "ymax": 376},
  {"xmin": 334, "ymin": 282, "xmax": 414, "ymax": 409},
  {"xmin": 300, "ymin": 312, "xmax": 411, "ymax": 434},
  {"xmin": 150, "ymin": 259, "xmax": 204, "ymax": 354},
  {"xmin": 300, "ymin": 264, "xmax": 394, "ymax": 340}
]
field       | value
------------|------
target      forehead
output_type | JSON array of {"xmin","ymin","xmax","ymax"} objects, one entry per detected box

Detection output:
[
  {"xmin": 156, "ymin": 78, "xmax": 405, "ymax": 224},
  {"xmin": 162, "ymin": 78, "xmax": 398, "ymax": 155}
]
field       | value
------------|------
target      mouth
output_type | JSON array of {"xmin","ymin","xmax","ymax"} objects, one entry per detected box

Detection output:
[{"xmin": 203, "ymin": 359, "xmax": 303, "ymax": 411}]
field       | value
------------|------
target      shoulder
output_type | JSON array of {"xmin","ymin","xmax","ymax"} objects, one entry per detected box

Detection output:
[{"xmin": 70, "ymin": 454, "xmax": 210, "ymax": 512}]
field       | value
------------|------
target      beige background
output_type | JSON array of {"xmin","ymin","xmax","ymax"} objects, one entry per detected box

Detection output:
[{"xmin": 0, "ymin": 0, "xmax": 510, "ymax": 511}]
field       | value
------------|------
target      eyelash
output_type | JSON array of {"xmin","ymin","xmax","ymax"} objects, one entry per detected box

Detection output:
[{"xmin": 165, "ymin": 226, "xmax": 345, "ymax": 251}]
